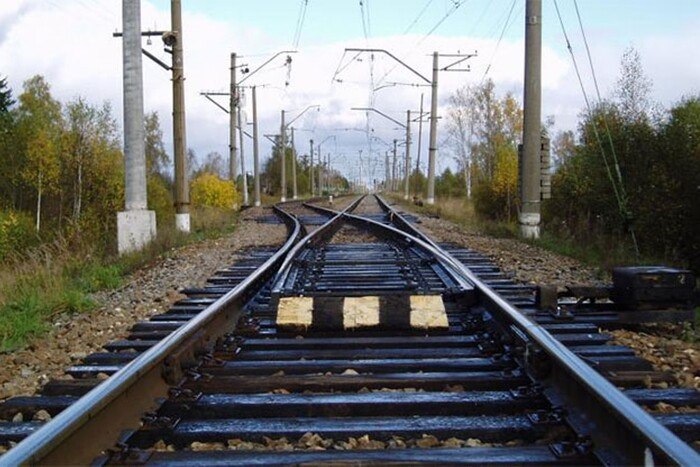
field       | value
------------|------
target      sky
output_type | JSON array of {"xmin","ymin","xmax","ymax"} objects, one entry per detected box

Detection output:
[{"xmin": 2, "ymin": 0, "xmax": 700, "ymax": 186}]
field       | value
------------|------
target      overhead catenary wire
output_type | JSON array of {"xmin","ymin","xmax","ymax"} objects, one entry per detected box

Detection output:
[
  {"xmin": 480, "ymin": 0, "xmax": 518, "ymax": 84},
  {"xmin": 553, "ymin": 0, "xmax": 639, "ymax": 257},
  {"xmin": 291, "ymin": 0, "xmax": 309, "ymax": 49},
  {"xmin": 375, "ymin": 0, "xmax": 469, "ymax": 87},
  {"xmin": 402, "ymin": 0, "xmax": 435, "ymax": 34}
]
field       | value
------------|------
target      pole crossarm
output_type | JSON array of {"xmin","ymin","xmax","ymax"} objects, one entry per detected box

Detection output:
[
  {"xmin": 318, "ymin": 135, "xmax": 336, "ymax": 146},
  {"xmin": 112, "ymin": 30, "xmax": 168, "ymax": 37},
  {"xmin": 200, "ymin": 93, "xmax": 229, "ymax": 114},
  {"xmin": 373, "ymin": 81, "xmax": 431, "ymax": 92},
  {"xmin": 284, "ymin": 105, "xmax": 320, "ymax": 129},
  {"xmin": 345, "ymin": 48, "xmax": 431, "ymax": 84},
  {"xmin": 141, "ymin": 48, "xmax": 171, "ymax": 71},
  {"xmin": 438, "ymin": 52, "xmax": 478, "ymax": 72},
  {"xmin": 239, "ymin": 50, "xmax": 298, "ymax": 85},
  {"xmin": 351, "ymin": 107, "xmax": 406, "ymax": 129}
]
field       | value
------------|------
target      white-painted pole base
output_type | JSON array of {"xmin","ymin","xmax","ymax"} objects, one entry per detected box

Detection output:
[
  {"xmin": 404, "ymin": 194, "xmax": 409, "ymax": 200},
  {"xmin": 426, "ymin": 197, "xmax": 435, "ymax": 205},
  {"xmin": 176, "ymin": 213, "xmax": 191, "ymax": 233},
  {"xmin": 519, "ymin": 212, "xmax": 541, "ymax": 239},
  {"xmin": 281, "ymin": 196, "xmax": 286, "ymax": 202},
  {"xmin": 117, "ymin": 210, "xmax": 156, "ymax": 255},
  {"xmin": 254, "ymin": 201, "xmax": 261, "ymax": 207}
]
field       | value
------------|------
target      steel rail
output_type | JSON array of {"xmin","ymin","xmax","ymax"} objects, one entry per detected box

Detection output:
[
  {"xmin": 368, "ymin": 195, "xmax": 699, "ymax": 466},
  {"xmin": 271, "ymin": 196, "xmax": 366, "ymax": 295},
  {"xmin": 2, "ymin": 207, "xmax": 302, "ymax": 465}
]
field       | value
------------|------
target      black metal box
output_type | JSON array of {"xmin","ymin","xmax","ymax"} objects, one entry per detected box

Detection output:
[{"xmin": 611, "ymin": 266, "xmax": 696, "ymax": 309}]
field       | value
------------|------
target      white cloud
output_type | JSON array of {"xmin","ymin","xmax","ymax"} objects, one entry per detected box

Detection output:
[{"xmin": 1, "ymin": 1, "xmax": 699, "ymax": 182}]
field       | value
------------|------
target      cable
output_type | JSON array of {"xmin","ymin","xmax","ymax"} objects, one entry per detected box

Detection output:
[
  {"xmin": 573, "ymin": 0, "xmax": 638, "ymax": 255},
  {"xmin": 291, "ymin": 0, "xmax": 309, "ymax": 49},
  {"xmin": 553, "ymin": 0, "xmax": 638, "ymax": 256},
  {"xmin": 376, "ymin": 0, "xmax": 469, "ymax": 86},
  {"xmin": 480, "ymin": 0, "xmax": 518, "ymax": 84},
  {"xmin": 403, "ymin": 0, "xmax": 435, "ymax": 34}
]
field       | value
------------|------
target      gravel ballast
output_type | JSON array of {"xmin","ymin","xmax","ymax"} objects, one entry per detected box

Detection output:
[
  {"xmin": 1, "ymin": 200, "xmax": 697, "ymax": 402},
  {"xmin": 0, "ymin": 207, "xmax": 288, "ymax": 401}
]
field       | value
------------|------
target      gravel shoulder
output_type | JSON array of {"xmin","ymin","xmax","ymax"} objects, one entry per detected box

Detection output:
[{"xmin": 0, "ymin": 207, "xmax": 288, "ymax": 401}]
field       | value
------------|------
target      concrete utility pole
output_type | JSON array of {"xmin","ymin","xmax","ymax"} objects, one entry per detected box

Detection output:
[
  {"xmin": 392, "ymin": 139, "xmax": 398, "ymax": 191},
  {"xmin": 317, "ymin": 143, "xmax": 324, "ymax": 194},
  {"xmin": 230, "ymin": 53, "xmax": 238, "ymax": 184},
  {"xmin": 118, "ymin": 0, "xmax": 156, "ymax": 254},
  {"xmin": 279, "ymin": 110, "xmax": 287, "ymax": 202},
  {"xmin": 384, "ymin": 151, "xmax": 390, "ymax": 190},
  {"xmin": 237, "ymin": 108, "xmax": 248, "ymax": 206},
  {"xmin": 404, "ymin": 110, "xmax": 411, "ymax": 200},
  {"xmin": 426, "ymin": 51, "xmax": 439, "ymax": 205},
  {"xmin": 310, "ymin": 139, "xmax": 315, "ymax": 196},
  {"xmin": 415, "ymin": 93, "xmax": 424, "ymax": 194},
  {"xmin": 358, "ymin": 150, "xmax": 363, "ymax": 192},
  {"xmin": 327, "ymin": 151, "xmax": 334, "ymax": 193},
  {"xmin": 171, "ymin": 0, "xmax": 189, "ymax": 232},
  {"xmin": 291, "ymin": 127, "xmax": 298, "ymax": 199},
  {"xmin": 252, "ymin": 86, "xmax": 261, "ymax": 206},
  {"xmin": 521, "ymin": 0, "xmax": 542, "ymax": 239}
]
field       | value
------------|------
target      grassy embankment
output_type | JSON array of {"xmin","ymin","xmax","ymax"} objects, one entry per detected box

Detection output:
[
  {"xmin": 387, "ymin": 194, "xmax": 678, "ymax": 274},
  {"xmin": 0, "ymin": 208, "xmax": 238, "ymax": 352}
]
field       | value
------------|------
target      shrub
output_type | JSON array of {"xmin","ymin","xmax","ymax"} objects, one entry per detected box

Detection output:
[
  {"xmin": 190, "ymin": 173, "xmax": 238, "ymax": 209},
  {"xmin": 0, "ymin": 210, "xmax": 38, "ymax": 261}
]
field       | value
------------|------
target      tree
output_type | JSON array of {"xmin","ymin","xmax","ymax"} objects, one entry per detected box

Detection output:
[
  {"xmin": 551, "ymin": 130, "xmax": 576, "ymax": 169},
  {"xmin": 445, "ymin": 86, "xmax": 475, "ymax": 197},
  {"xmin": 63, "ymin": 98, "xmax": 119, "ymax": 222},
  {"xmin": 0, "ymin": 76, "xmax": 13, "ymax": 114},
  {"xmin": 614, "ymin": 47, "xmax": 654, "ymax": 124},
  {"xmin": 445, "ymin": 79, "xmax": 523, "ymax": 220},
  {"xmin": 144, "ymin": 111, "xmax": 169, "ymax": 177},
  {"xmin": 143, "ymin": 112, "xmax": 173, "ymax": 222},
  {"xmin": 0, "ymin": 76, "xmax": 17, "ymax": 208},
  {"xmin": 15, "ymin": 76, "xmax": 62, "ymax": 232},
  {"xmin": 198, "ymin": 151, "xmax": 226, "ymax": 178},
  {"xmin": 659, "ymin": 97, "xmax": 700, "ymax": 270}
]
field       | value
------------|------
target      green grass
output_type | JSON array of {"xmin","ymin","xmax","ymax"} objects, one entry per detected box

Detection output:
[
  {"xmin": 0, "ymin": 292, "xmax": 49, "ymax": 351},
  {"xmin": 0, "ymin": 207, "xmax": 239, "ymax": 352}
]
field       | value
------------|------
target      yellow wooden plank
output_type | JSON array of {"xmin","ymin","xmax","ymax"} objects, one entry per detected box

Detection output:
[
  {"xmin": 410, "ymin": 295, "xmax": 448, "ymax": 329},
  {"xmin": 343, "ymin": 296, "xmax": 380, "ymax": 329},
  {"xmin": 277, "ymin": 296, "xmax": 314, "ymax": 327}
]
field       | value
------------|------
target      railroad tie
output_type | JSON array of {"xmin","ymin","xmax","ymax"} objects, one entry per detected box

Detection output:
[{"xmin": 276, "ymin": 295, "xmax": 448, "ymax": 331}]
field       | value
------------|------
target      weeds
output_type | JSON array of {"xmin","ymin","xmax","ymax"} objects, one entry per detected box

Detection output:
[{"xmin": 0, "ymin": 207, "xmax": 238, "ymax": 352}]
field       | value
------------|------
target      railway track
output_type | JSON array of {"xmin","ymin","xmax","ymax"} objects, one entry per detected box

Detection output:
[{"xmin": 1, "ymin": 195, "xmax": 699, "ymax": 465}]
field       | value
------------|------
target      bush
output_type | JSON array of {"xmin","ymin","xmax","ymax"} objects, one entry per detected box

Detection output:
[
  {"xmin": 0, "ymin": 210, "xmax": 38, "ymax": 261},
  {"xmin": 191, "ymin": 173, "xmax": 238, "ymax": 209},
  {"xmin": 148, "ymin": 175, "xmax": 175, "ymax": 226}
]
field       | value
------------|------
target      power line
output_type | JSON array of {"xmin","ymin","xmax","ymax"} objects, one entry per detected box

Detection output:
[
  {"xmin": 376, "ymin": 0, "xmax": 469, "ymax": 86},
  {"xmin": 403, "ymin": 0, "xmax": 435, "ymax": 34},
  {"xmin": 480, "ymin": 0, "xmax": 518, "ymax": 84},
  {"xmin": 291, "ymin": 0, "xmax": 309, "ymax": 49}
]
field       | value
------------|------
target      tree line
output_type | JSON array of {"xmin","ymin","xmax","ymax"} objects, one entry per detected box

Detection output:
[
  {"xmin": 436, "ymin": 47, "xmax": 699, "ymax": 272},
  {"xmin": 0, "ymin": 75, "xmax": 238, "ymax": 260}
]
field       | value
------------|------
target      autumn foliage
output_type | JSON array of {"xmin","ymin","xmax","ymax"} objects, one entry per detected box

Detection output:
[{"xmin": 190, "ymin": 173, "xmax": 238, "ymax": 209}]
